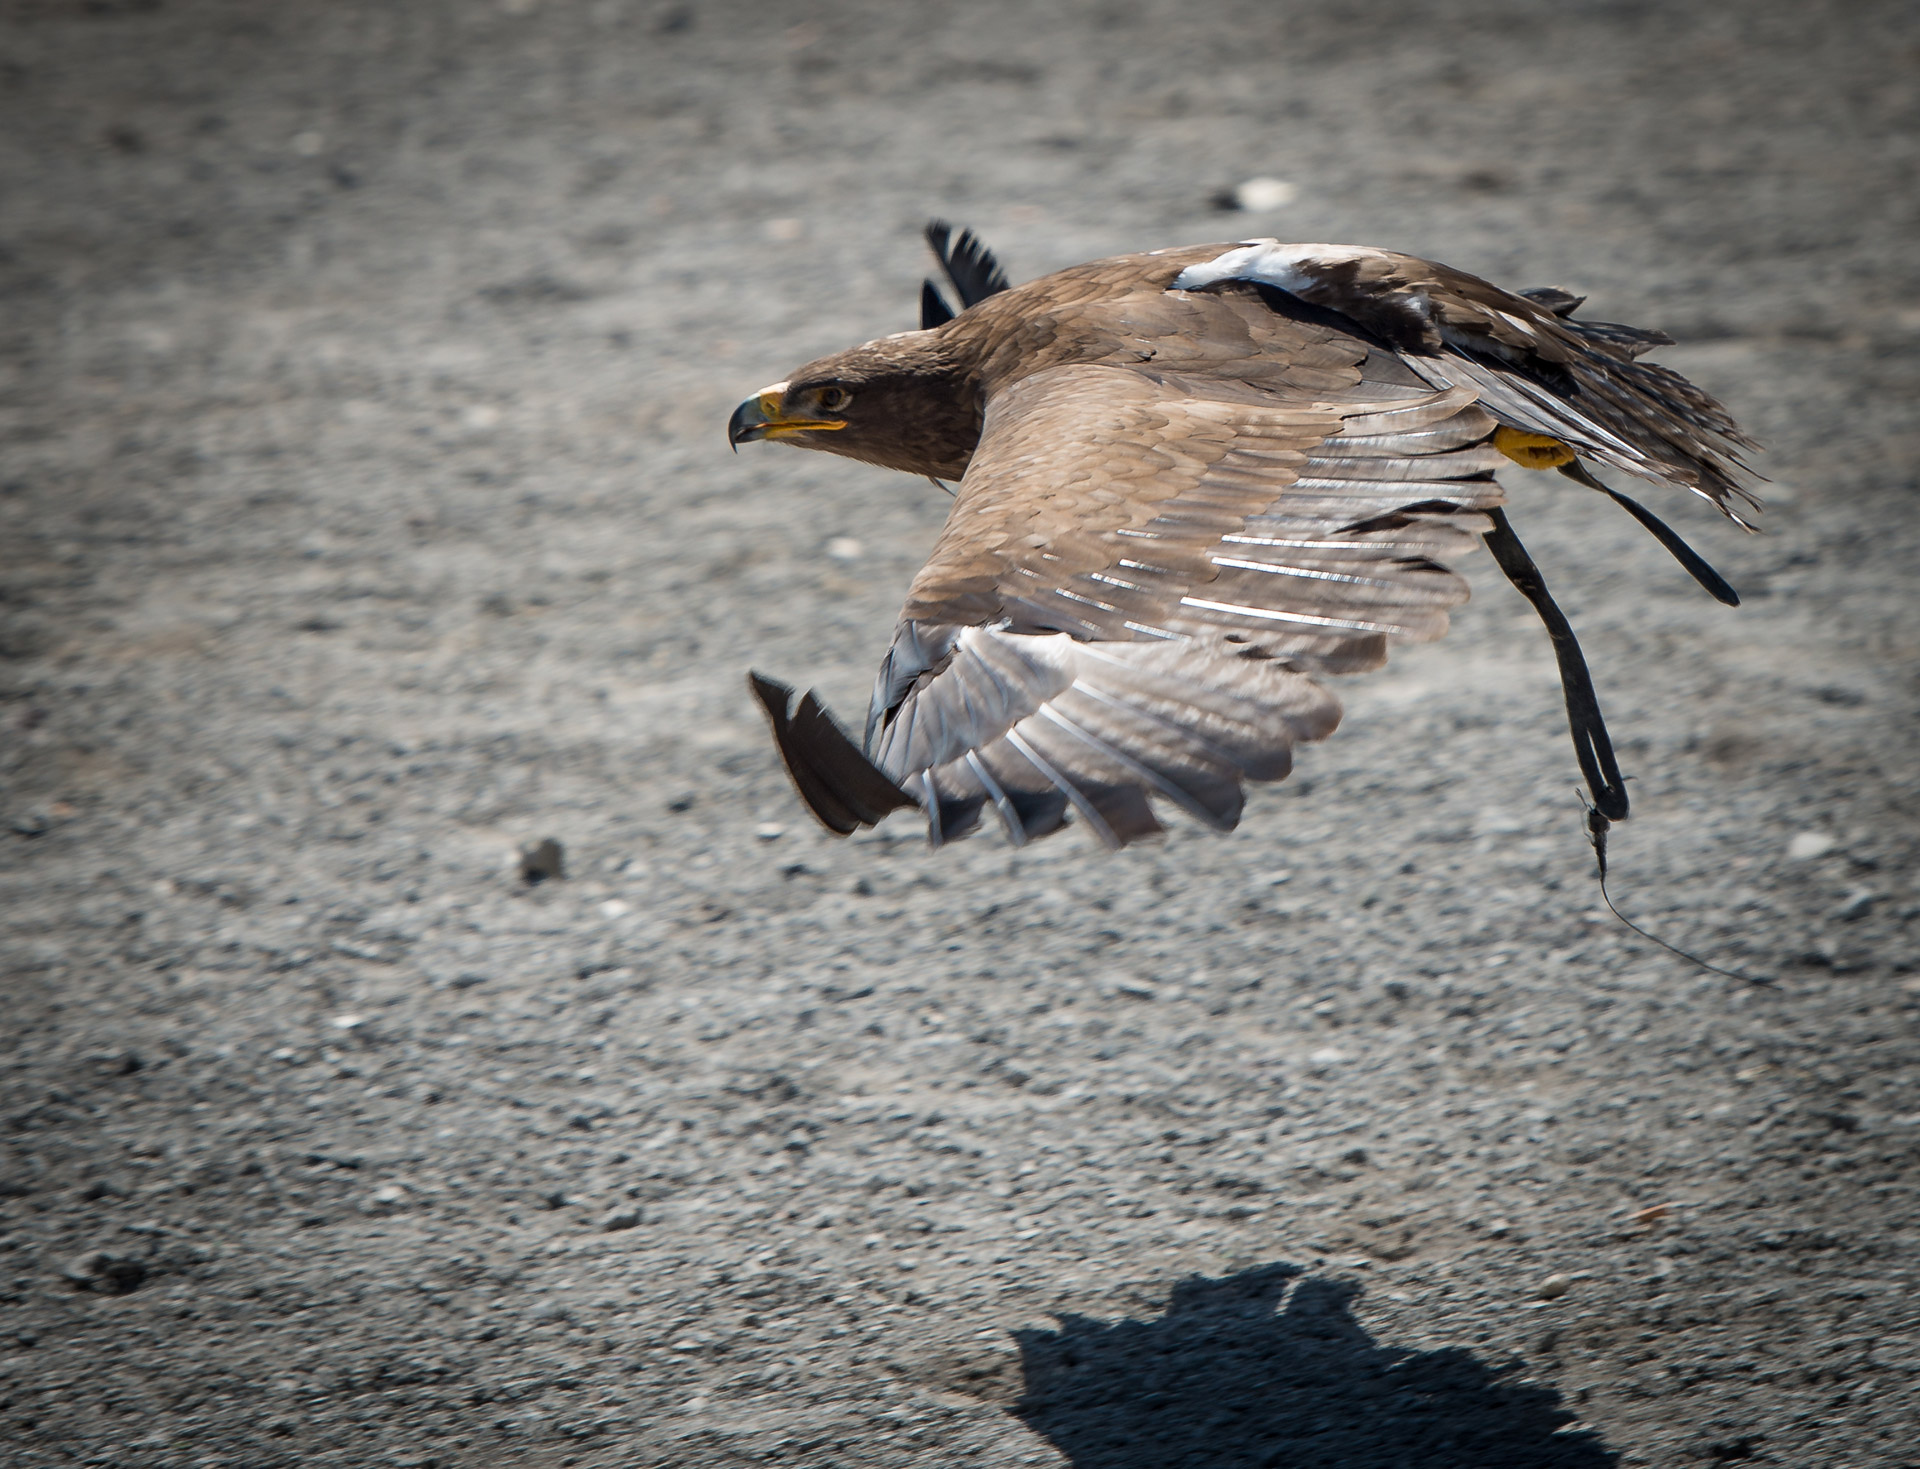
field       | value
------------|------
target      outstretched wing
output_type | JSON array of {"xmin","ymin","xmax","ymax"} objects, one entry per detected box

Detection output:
[{"xmin": 857, "ymin": 359, "xmax": 1507, "ymax": 848}]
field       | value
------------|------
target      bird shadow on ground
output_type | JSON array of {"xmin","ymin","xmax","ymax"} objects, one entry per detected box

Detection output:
[{"xmin": 1011, "ymin": 1264, "xmax": 1616, "ymax": 1469}]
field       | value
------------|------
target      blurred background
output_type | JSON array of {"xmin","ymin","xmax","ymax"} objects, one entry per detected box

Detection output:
[{"xmin": 2, "ymin": 3, "xmax": 1916, "ymax": 1466}]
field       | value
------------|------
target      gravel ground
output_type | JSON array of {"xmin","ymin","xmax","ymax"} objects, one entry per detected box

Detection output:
[{"xmin": 2, "ymin": 3, "xmax": 1917, "ymax": 1466}]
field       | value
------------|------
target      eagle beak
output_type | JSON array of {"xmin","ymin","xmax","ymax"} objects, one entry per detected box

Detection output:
[{"xmin": 727, "ymin": 381, "xmax": 847, "ymax": 449}]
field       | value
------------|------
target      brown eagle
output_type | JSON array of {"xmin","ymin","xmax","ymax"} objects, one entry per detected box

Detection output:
[{"xmin": 729, "ymin": 224, "xmax": 1755, "ymax": 850}]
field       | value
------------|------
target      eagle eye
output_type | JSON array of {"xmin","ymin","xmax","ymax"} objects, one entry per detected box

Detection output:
[{"xmin": 819, "ymin": 386, "xmax": 852, "ymax": 412}]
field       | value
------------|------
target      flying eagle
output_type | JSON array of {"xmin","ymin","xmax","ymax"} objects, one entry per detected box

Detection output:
[{"xmin": 729, "ymin": 224, "xmax": 1756, "ymax": 850}]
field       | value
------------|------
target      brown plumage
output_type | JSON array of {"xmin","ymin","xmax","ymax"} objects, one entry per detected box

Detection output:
[{"xmin": 729, "ymin": 230, "xmax": 1756, "ymax": 849}]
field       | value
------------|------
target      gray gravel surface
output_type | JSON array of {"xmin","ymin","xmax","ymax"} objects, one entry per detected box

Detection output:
[{"xmin": 3, "ymin": 3, "xmax": 1917, "ymax": 1466}]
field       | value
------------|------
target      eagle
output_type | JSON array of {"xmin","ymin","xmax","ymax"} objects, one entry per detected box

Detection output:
[{"xmin": 728, "ymin": 224, "xmax": 1755, "ymax": 851}]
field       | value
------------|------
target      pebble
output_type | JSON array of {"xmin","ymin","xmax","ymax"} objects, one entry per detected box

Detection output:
[
  {"xmin": 1787, "ymin": 831, "xmax": 1837, "ymax": 860},
  {"xmin": 1537, "ymin": 1273, "xmax": 1572, "ymax": 1300},
  {"xmin": 1231, "ymin": 177, "xmax": 1298, "ymax": 211},
  {"xmin": 1833, "ymin": 887, "xmax": 1876, "ymax": 921},
  {"xmin": 601, "ymin": 1208, "xmax": 643, "ymax": 1231},
  {"xmin": 519, "ymin": 838, "xmax": 566, "ymax": 883},
  {"xmin": 825, "ymin": 537, "xmax": 864, "ymax": 561},
  {"xmin": 62, "ymin": 1252, "xmax": 150, "ymax": 1295}
]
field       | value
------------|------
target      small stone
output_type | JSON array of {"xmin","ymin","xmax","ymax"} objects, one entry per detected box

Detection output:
[
  {"xmin": 1833, "ymin": 887, "xmax": 1876, "ymax": 921},
  {"xmin": 519, "ymin": 838, "xmax": 566, "ymax": 883},
  {"xmin": 1308, "ymin": 1047, "xmax": 1348, "ymax": 1065},
  {"xmin": 601, "ymin": 1208, "xmax": 643, "ymax": 1232},
  {"xmin": 765, "ymin": 217, "xmax": 805, "ymax": 242},
  {"xmin": 62, "ymin": 1252, "xmax": 150, "ymax": 1295},
  {"xmin": 1230, "ymin": 176, "xmax": 1298, "ymax": 212},
  {"xmin": 329, "ymin": 1014, "xmax": 365, "ymax": 1031},
  {"xmin": 1537, "ymin": 1273, "xmax": 1572, "ymax": 1300},
  {"xmin": 755, "ymin": 823, "xmax": 786, "ymax": 841},
  {"xmin": 1787, "ymin": 831, "xmax": 1837, "ymax": 860},
  {"xmin": 825, "ymin": 537, "xmax": 864, "ymax": 561},
  {"xmin": 290, "ymin": 130, "xmax": 325, "ymax": 157},
  {"xmin": 598, "ymin": 899, "xmax": 632, "ymax": 918}
]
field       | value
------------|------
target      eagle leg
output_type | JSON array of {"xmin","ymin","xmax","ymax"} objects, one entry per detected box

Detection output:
[{"xmin": 1480, "ymin": 509, "xmax": 1631, "ymax": 822}]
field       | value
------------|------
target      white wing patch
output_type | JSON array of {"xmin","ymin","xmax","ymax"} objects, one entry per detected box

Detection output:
[{"xmin": 1172, "ymin": 241, "xmax": 1393, "ymax": 297}]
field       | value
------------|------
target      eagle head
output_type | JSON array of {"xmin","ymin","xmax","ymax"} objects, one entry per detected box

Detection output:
[{"xmin": 727, "ymin": 330, "xmax": 979, "ymax": 481}]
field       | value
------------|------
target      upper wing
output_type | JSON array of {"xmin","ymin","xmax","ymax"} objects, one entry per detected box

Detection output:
[
  {"xmin": 860, "ymin": 360, "xmax": 1507, "ymax": 848},
  {"xmin": 1171, "ymin": 241, "xmax": 1758, "ymax": 518}
]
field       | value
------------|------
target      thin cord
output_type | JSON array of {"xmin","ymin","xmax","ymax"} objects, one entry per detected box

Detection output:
[{"xmin": 1581, "ymin": 796, "xmax": 1773, "ymax": 987}]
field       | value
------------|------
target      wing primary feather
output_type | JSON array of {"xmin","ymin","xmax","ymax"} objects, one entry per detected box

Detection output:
[
  {"xmin": 1003, "ymin": 727, "xmax": 1121, "ymax": 850},
  {"xmin": 1066, "ymin": 673, "xmax": 1247, "ymax": 773},
  {"xmin": 1478, "ymin": 513, "xmax": 1630, "ymax": 821},
  {"xmin": 748, "ymin": 672, "xmax": 917, "ymax": 836},
  {"xmin": 1035, "ymin": 702, "xmax": 1234, "ymax": 830},
  {"xmin": 1558, "ymin": 461, "xmax": 1741, "ymax": 606},
  {"xmin": 919, "ymin": 769, "xmax": 944, "ymax": 847},
  {"xmin": 924, "ymin": 220, "xmax": 1012, "ymax": 309},
  {"xmin": 964, "ymin": 750, "xmax": 1029, "ymax": 846}
]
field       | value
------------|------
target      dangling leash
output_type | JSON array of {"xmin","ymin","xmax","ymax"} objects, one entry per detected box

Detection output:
[
  {"xmin": 1581, "ymin": 796, "xmax": 1774, "ymax": 987},
  {"xmin": 1482, "ymin": 507, "xmax": 1631, "ymax": 822},
  {"xmin": 1483, "ymin": 504, "xmax": 1769, "ymax": 985}
]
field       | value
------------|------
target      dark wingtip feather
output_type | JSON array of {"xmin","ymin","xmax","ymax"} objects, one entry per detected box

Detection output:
[
  {"xmin": 920, "ymin": 278, "xmax": 955, "ymax": 330},
  {"xmin": 748, "ymin": 672, "xmax": 917, "ymax": 836},
  {"xmin": 924, "ymin": 219, "xmax": 1011, "ymax": 310},
  {"xmin": 1519, "ymin": 286, "xmax": 1587, "ymax": 318}
]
